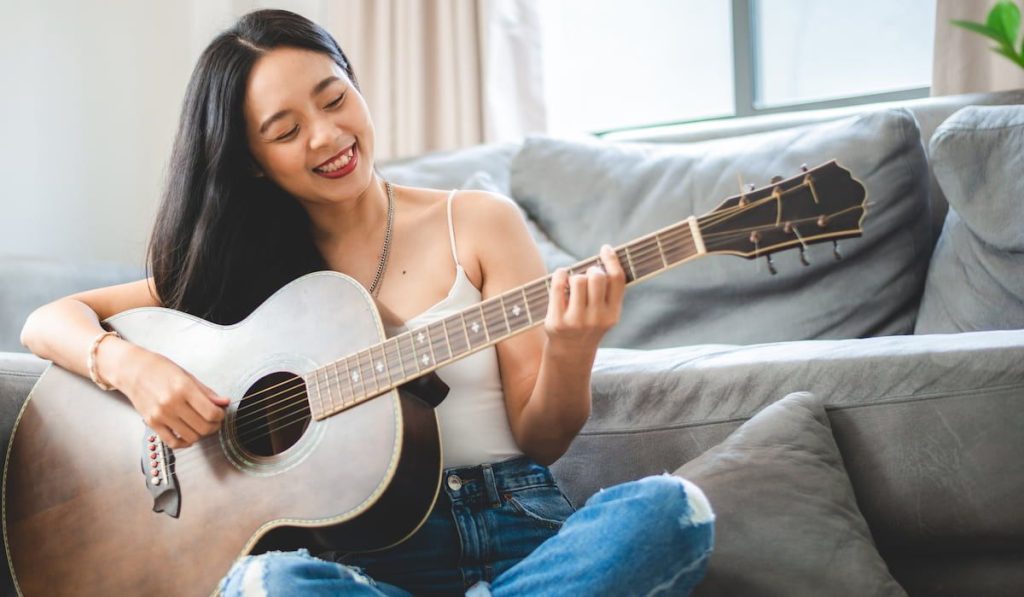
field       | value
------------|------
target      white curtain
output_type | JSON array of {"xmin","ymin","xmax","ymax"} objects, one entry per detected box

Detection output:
[
  {"xmin": 326, "ymin": 0, "xmax": 547, "ymax": 160},
  {"xmin": 932, "ymin": 0, "xmax": 1024, "ymax": 96}
]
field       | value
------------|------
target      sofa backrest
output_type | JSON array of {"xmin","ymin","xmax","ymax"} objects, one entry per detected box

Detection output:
[{"xmin": 605, "ymin": 88, "xmax": 1024, "ymax": 245}]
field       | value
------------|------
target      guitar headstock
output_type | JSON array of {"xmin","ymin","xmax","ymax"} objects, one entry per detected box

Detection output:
[{"xmin": 698, "ymin": 161, "xmax": 867, "ymax": 267}]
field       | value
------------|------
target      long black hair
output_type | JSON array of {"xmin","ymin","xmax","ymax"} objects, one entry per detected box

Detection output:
[{"xmin": 147, "ymin": 9, "xmax": 359, "ymax": 325}]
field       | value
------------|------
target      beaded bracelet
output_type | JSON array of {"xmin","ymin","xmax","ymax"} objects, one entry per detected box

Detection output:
[{"xmin": 87, "ymin": 330, "xmax": 120, "ymax": 391}]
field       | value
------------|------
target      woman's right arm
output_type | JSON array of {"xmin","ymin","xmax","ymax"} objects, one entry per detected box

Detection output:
[{"xmin": 19, "ymin": 278, "xmax": 229, "ymax": 448}]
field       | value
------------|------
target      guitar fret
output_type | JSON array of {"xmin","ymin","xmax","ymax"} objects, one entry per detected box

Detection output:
[
  {"xmin": 484, "ymin": 299, "xmax": 509, "ymax": 339},
  {"xmin": 428, "ymin": 322, "xmax": 448, "ymax": 365},
  {"xmin": 459, "ymin": 312, "xmax": 475, "ymax": 351},
  {"xmin": 329, "ymin": 361, "xmax": 342, "ymax": 409},
  {"xmin": 654, "ymin": 233, "xmax": 669, "ymax": 268},
  {"xmin": 318, "ymin": 367, "xmax": 330, "ymax": 413},
  {"xmin": 477, "ymin": 304, "xmax": 491, "ymax": 344},
  {"xmin": 662, "ymin": 225, "xmax": 692, "ymax": 264},
  {"xmin": 357, "ymin": 349, "xmax": 377, "ymax": 395},
  {"xmin": 442, "ymin": 319, "xmax": 454, "ymax": 361},
  {"xmin": 369, "ymin": 344, "xmax": 389, "ymax": 391},
  {"xmin": 498, "ymin": 295, "xmax": 512, "ymax": 333},
  {"xmin": 398, "ymin": 332, "xmax": 419, "ymax": 378},
  {"xmin": 410, "ymin": 327, "xmax": 428, "ymax": 371},
  {"xmin": 346, "ymin": 354, "xmax": 365, "ymax": 402},
  {"xmin": 621, "ymin": 246, "xmax": 637, "ymax": 283},
  {"xmin": 339, "ymin": 358, "xmax": 356, "ymax": 403},
  {"xmin": 526, "ymin": 282, "xmax": 548, "ymax": 322},
  {"xmin": 447, "ymin": 314, "xmax": 469, "ymax": 361},
  {"xmin": 385, "ymin": 338, "xmax": 405, "ymax": 383},
  {"xmin": 520, "ymin": 287, "xmax": 533, "ymax": 325},
  {"xmin": 632, "ymin": 238, "xmax": 661, "ymax": 280}
]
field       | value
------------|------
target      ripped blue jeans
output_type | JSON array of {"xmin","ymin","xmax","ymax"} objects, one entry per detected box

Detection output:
[{"xmin": 220, "ymin": 456, "xmax": 715, "ymax": 596}]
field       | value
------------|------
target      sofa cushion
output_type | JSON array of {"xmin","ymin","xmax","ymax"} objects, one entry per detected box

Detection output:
[
  {"xmin": 676, "ymin": 391, "xmax": 905, "ymax": 596},
  {"xmin": 551, "ymin": 331, "xmax": 1024, "ymax": 559},
  {"xmin": 378, "ymin": 142, "xmax": 519, "ymax": 195},
  {"xmin": 460, "ymin": 170, "xmax": 576, "ymax": 272},
  {"xmin": 509, "ymin": 109, "xmax": 931, "ymax": 348},
  {"xmin": 914, "ymin": 105, "xmax": 1024, "ymax": 334}
]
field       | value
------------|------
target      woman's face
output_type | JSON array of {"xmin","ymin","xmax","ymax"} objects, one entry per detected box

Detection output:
[{"xmin": 243, "ymin": 46, "xmax": 375, "ymax": 204}]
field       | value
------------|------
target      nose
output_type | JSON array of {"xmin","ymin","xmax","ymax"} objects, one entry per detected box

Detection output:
[{"xmin": 308, "ymin": 114, "xmax": 341, "ymax": 151}]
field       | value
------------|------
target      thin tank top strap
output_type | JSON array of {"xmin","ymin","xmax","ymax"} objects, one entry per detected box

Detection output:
[{"xmin": 445, "ymin": 189, "xmax": 461, "ymax": 268}]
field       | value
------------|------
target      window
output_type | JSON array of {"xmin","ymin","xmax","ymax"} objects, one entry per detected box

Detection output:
[
  {"xmin": 539, "ymin": 0, "xmax": 936, "ymax": 137},
  {"xmin": 753, "ymin": 0, "xmax": 935, "ymax": 109}
]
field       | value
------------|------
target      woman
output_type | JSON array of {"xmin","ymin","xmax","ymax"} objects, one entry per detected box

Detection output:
[{"xmin": 19, "ymin": 9, "xmax": 714, "ymax": 596}]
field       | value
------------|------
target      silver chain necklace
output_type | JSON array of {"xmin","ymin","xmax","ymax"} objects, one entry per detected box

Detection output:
[{"xmin": 368, "ymin": 181, "xmax": 395, "ymax": 297}]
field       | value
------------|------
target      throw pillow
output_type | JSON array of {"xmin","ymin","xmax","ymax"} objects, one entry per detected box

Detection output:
[
  {"xmin": 509, "ymin": 109, "xmax": 931, "ymax": 348},
  {"xmin": 914, "ymin": 105, "xmax": 1024, "ymax": 333},
  {"xmin": 676, "ymin": 391, "xmax": 906, "ymax": 597}
]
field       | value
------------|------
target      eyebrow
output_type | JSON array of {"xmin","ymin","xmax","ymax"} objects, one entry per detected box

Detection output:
[{"xmin": 258, "ymin": 76, "xmax": 343, "ymax": 135}]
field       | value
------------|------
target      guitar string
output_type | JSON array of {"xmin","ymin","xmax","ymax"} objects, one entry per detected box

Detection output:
[
  {"xmin": 164, "ymin": 192, "xmax": 863, "ymax": 474},
  {"xmin": 168, "ymin": 222, "xmax": 810, "ymax": 475},
  {"xmin": 187, "ymin": 224, "xmax": 698, "ymax": 438},
  {"xmin": 164, "ymin": 281, "xmax": 560, "ymax": 470},
  {"xmin": 164, "ymin": 260, "xmax": 605, "ymax": 473},
  {"xmin": 195, "ymin": 221, "xmax": 693, "ymax": 435},
  {"xmin": 165, "ymin": 197, "xmax": 779, "ymax": 437}
]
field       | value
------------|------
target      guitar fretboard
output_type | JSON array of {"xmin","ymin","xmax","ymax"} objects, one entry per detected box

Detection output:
[{"xmin": 304, "ymin": 216, "xmax": 702, "ymax": 420}]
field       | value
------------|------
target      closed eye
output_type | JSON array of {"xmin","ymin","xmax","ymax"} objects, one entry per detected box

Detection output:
[
  {"xmin": 276, "ymin": 126, "xmax": 299, "ymax": 141},
  {"xmin": 326, "ymin": 93, "xmax": 346, "ymax": 108}
]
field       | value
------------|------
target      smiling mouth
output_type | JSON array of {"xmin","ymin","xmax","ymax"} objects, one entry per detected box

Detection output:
[{"xmin": 313, "ymin": 143, "xmax": 356, "ymax": 173}]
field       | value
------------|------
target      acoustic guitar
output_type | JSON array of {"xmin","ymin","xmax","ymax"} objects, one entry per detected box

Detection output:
[{"xmin": 3, "ymin": 161, "xmax": 866, "ymax": 595}]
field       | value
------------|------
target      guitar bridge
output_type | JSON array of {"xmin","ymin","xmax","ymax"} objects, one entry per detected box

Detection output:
[{"xmin": 140, "ymin": 428, "xmax": 181, "ymax": 518}]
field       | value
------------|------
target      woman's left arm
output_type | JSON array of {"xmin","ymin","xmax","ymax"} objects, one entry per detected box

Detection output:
[{"xmin": 469, "ymin": 193, "xmax": 625, "ymax": 466}]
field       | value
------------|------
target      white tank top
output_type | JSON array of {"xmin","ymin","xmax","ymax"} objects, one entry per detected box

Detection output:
[{"xmin": 383, "ymin": 189, "xmax": 524, "ymax": 468}]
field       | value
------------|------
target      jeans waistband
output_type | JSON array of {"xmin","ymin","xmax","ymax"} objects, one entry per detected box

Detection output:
[{"xmin": 441, "ymin": 456, "xmax": 557, "ymax": 507}]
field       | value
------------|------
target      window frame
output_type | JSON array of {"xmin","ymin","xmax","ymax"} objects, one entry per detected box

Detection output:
[{"xmin": 594, "ymin": 0, "xmax": 931, "ymax": 137}]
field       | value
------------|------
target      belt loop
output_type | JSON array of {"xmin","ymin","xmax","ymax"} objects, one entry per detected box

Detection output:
[{"xmin": 481, "ymin": 463, "xmax": 500, "ymax": 507}]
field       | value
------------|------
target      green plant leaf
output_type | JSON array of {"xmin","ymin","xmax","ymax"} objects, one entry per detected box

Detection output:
[
  {"xmin": 994, "ymin": 45, "xmax": 1024, "ymax": 68},
  {"xmin": 986, "ymin": 0, "xmax": 1021, "ymax": 48},
  {"xmin": 951, "ymin": 19, "xmax": 1007, "ymax": 44}
]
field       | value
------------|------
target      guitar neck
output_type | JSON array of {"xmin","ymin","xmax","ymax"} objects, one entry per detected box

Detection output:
[{"xmin": 305, "ymin": 216, "xmax": 705, "ymax": 420}]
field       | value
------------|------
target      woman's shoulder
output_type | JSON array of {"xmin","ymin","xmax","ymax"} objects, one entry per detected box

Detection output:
[
  {"xmin": 397, "ymin": 184, "xmax": 524, "ymax": 239},
  {"xmin": 398, "ymin": 184, "xmax": 541, "ymax": 291}
]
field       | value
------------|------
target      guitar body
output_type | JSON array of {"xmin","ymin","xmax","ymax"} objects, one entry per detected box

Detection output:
[{"xmin": 3, "ymin": 272, "xmax": 442, "ymax": 596}]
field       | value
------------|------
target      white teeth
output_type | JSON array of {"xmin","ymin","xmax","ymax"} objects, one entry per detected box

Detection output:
[{"xmin": 315, "ymin": 146, "xmax": 356, "ymax": 173}]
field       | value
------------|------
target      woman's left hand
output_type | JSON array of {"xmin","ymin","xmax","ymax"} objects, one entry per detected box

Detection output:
[{"xmin": 544, "ymin": 244, "xmax": 626, "ymax": 351}]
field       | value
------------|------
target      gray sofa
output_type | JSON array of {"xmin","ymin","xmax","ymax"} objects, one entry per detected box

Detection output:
[{"xmin": 3, "ymin": 89, "xmax": 1023, "ymax": 596}]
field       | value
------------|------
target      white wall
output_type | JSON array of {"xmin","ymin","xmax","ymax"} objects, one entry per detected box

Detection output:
[{"xmin": 0, "ymin": 0, "xmax": 326, "ymax": 267}]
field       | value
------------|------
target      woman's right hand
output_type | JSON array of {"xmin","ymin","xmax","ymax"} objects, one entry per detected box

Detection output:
[{"xmin": 106, "ymin": 341, "xmax": 231, "ymax": 449}]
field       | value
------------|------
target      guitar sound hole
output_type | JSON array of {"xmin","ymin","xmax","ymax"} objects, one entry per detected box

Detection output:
[{"xmin": 235, "ymin": 371, "xmax": 311, "ymax": 457}]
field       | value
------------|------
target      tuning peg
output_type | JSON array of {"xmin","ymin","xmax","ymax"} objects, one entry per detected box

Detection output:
[
  {"xmin": 745, "ymin": 183, "xmax": 756, "ymax": 192},
  {"xmin": 770, "ymin": 175, "xmax": 784, "ymax": 184},
  {"xmin": 800, "ymin": 163, "xmax": 809, "ymax": 173},
  {"xmin": 766, "ymin": 253, "xmax": 778, "ymax": 275},
  {"xmin": 833, "ymin": 240, "xmax": 842, "ymax": 261},
  {"xmin": 799, "ymin": 246, "xmax": 810, "ymax": 266}
]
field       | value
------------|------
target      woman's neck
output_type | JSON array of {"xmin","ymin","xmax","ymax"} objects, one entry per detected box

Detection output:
[{"xmin": 307, "ymin": 175, "xmax": 390, "ymax": 251}]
